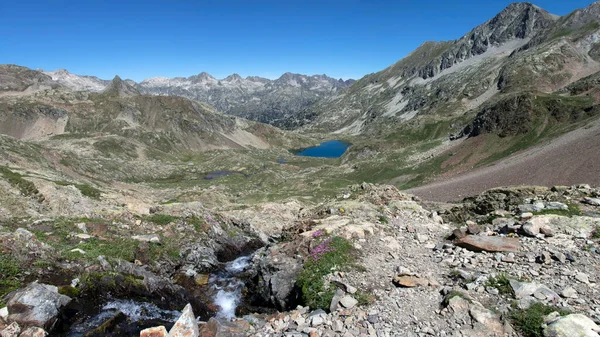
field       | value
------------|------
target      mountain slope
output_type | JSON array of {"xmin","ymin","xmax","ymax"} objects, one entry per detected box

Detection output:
[
  {"xmin": 301, "ymin": 2, "xmax": 600, "ymax": 137},
  {"xmin": 0, "ymin": 66, "xmax": 310, "ymax": 152}
]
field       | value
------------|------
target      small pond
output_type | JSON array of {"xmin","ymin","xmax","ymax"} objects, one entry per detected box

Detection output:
[{"xmin": 296, "ymin": 140, "xmax": 350, "ymax": 158}]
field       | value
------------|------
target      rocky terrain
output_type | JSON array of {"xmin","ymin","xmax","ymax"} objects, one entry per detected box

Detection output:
[
  {"xmin": 4, "ymin": 2, "xmax": 600, "ymax": 337},
  {"xmin": 45, "ymin": 69, "xmax": 354, "ymax": 129}
]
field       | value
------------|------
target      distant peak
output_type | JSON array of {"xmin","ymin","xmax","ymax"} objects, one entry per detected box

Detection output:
[
  {"xmin": 225, "ymin": 73, "xmax": 242, "ymax": 81},
  {"xmin": 102, "ymin": 75, "xmax": 139, "ymax": 97}
]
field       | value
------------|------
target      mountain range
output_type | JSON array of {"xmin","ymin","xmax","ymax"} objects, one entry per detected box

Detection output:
[{"xmin": 44, "ymin": 69, "xmax": 354, "ymax": 128}]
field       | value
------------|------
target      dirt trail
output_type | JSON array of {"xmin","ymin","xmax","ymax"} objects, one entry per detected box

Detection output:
[{"xmin": 408, "ymin": 119, "xmax": 600, "ymax": 202}]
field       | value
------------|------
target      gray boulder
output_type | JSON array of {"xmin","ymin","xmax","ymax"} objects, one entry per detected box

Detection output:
[
  {"xmin": 6, "ymin": 282, "xmax": 71, "ymax": 330},
  {"xmin": 253, "ymin": 246, "xmax": 302, "ymax": 311},
  {"xmin": 543, "ymin": 313, "xmax": 600, "ymax": 336}
]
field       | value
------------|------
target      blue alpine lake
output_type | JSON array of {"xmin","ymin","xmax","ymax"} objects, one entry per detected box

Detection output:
[{"xmin": 296, "ymin": 140, "xmax": 350, "ymax": 158}]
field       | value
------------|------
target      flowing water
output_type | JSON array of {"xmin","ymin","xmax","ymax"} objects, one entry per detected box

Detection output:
[
  {"xmin": 63, "ymin": 255, "xmax": 254, "ymax": 335},
  {"xmin": 209, "ymin": 255, "xmax": 253, "ymax": 320}
]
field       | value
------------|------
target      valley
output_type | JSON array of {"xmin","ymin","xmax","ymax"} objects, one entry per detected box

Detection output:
[{"xmin": 2, "ymin": 1, "xmax": 600, "ymax": 337}]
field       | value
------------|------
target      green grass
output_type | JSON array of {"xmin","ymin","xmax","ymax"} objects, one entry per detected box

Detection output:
[
  {"xmin": 379, "ymin": 215, "xmax": 389, "ymax": 224},
  {"xmin": 591, "ymin": 226, "xmax": 600, "ymax": 239},
  {"xmin": 0, "ymin": 252, "xmax": 21, "ymax": 306},
  {"xmin": 144, "ymin": 214, "xmax": 178, "ymax": 226},
  {"xmin": 55, "ymin": 181, "xmax": 102, "ymax": 200},
  {"xmin": 532, "ymin": 203, "xmax": 581, "ymax": 217},
  {"xmin": 296, "ymin": 236, "xmax": 357, "ymax": 310},
  {"xmin": 510, "ymin": 302, "xmax": 570, "ymax": 337},
  {"xmin": 485, "ymin": 273, "xmax": 513, "ymax": 295},
  {"xmin": 0, "ymin": 166, "xmax": 41, "ymax": 199}
]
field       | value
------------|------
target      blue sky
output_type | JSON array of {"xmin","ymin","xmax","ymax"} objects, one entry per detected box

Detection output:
[{"xmin": 0, "ymin": 0, "xmax": 594, "ymax": 81}]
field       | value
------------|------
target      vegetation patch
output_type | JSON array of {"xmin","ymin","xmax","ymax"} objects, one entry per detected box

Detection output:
[
  {"xmin": 510, "ymin": 302, "xmax": 570, "ymax": 337},
  {"xmin": 56, "ymin": 181, "xmax": 102, "ymax": 200},
  {"xmin": 0, "ymin": 252, "xmax": 21, "ymax": 306},
  {"xmin": 0, "ymin": 166, "xmax": 41, "ymax": 200},
  {"xmin": 297, "ymin": 234, "xmax": 357, "ymax": 310},
  {"xmin": 485, "ymin": 273, "xmax": 512, "ymax": 295},
  {"xmin": 144, "ymin": 214, "xmax": 178, "ymax": 226}
]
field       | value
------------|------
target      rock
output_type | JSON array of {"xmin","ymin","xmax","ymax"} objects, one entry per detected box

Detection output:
[
  {"xmin": 132, "ymin": 234, "xmax": 161, "ymax": 244},
  {"xmin": 98, "ymin": 255, "xmax": 111, "ymax": 271},
  {"xmin": 0, "ymin": 307, "xmax": 7, "ymax": 322},
  {"xmin": 194, "ymin": 274, "xmax": 209, "ymax": 286},
  {"xmin": 339, "ymin": 296, "xmax": 358, "ymax": 309},
  {"xmin": 0, "ymin": 322, "xmax": 20, "ymax": 337},
  {"xmin": 575, "ymin": 273, "xmax": 590, "ymax": 284},
  {"xmin": 523, "ymin": 217, "xmax": 552, "ymax": 237},
  {"xmin": 451, "ymin": 228, "xmax": 467, "ymax": 240},
  {"xmin": 329, "ymin": 289, "xmax": 345, "ymax": 312},
  {"xmin": 415, "ymin": 233, "xmax": 428, "ymax": 243},
  {"xmin": 551, "ymin": 251, "xmax": 566, "ymax": 264},
  {"xmin": 583, "ymin": 197, "xmax": 600, "ymax": 206},
  {"xmin": 169, "ymin": 304, "xmax": 199, "ymax": 337},
  {"xmin": 456, "ymin": 235, "xmax": 521, "ymax": 252},
  {"xmin": 393, "ymin": 275, "xmax": 429, "ymax": 287},
  {"xmin": 469, "ymin": 303, "xmax": 504, "ymax": 336},
  {"xmin": 543, "ymin": 313, "xmax": 600, "ymax": 337},
  {"xmin": 467, "ymin": 223, "xmax": 481, "ymax": 235},
  {"xmin": 75, "ymin": 222, "xmax": 87, "ymax": 233},
  {"xmin": 519, "ymin": 204, "xmax": 543, "ymax": 213},
  {"xmin": 200, "ymin": 317, "xmax": 250, "ymax": 336},
  {"xmin": 74, "ymin": 233, "xmax": 91, "ymax": 240},
  {"xmin": 521, "ymin": 212, "xmax": 534, "ymax": 220},
  {"xmin": 546, "ymin": 202, "xmax": 568, "ymax": 211},
  {"xmin": 509, "ymin": 280, "xmax": 559, "ymax": 301},
  {"xmin": 560, "ymin": 287, "xmax": 578, "ymax": 299},
  {"xmin": 69, "ymin": 248, "xmax": 85, "ymax": 254},
  {"xmin": 18, "ymin": 327, "xmax": 47, "ymax": 337},
  {"xmin": 140, "ymin": 326, "xmax": 168, "ymax": 337},
  {"xmin": 6, "ymin": 282, "xmax": 71, "ymax": 330},
  {"xmin": 502, "ymin": 253, "xmax": 516, "ymax": 263},
  {"xmin": 253, "ymin": 246, "xmax": 302, "ymax": 311},
  {"xmin": 311, "ymin": 316, "xmax": 324, "ymax": 327}
]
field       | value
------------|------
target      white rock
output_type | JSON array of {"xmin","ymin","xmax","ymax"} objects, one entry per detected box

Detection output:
[
  {"xmin": 575, "ymin": 273, "xmax": 590, "ymax": 284},
  {"xmin": 339, "ymin": 296, "xmax": 358, "ymax": 309},
  {"xmin": 70, "ymin": 248, "xmax": 86, "ymax": 254},
  {"xmin": 560, "ymin": 287, "xmax": 578, "ymax": 298},
  {"xmin": 168, "ymin": 304, "xmax": 199, "ymax": 337},
  {"xmin": 543, "ymin": 313, "xmax": 600, "ymax": 337}
]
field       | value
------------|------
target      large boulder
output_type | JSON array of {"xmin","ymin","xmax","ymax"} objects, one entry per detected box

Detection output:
[
  {"xmin": 169, "ymin": 304, "xmax": 199, "ymax": 337},
  {"xmin": 543, "ymin": 313, "xmax": 600, "ymax": 336},
  {"xmin": 251, "ymin": 245, "xmax": 302, "ymax": 311},
  {"xmin": 6, "ymin": 282, "xmax": 71, "ymax": 331},
  {"xmin": 456, "ymin": 235, "xmax": 521, "ymax": 252}
]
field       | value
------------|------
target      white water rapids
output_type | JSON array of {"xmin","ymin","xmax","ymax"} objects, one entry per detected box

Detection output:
[{"xmin": 209, "ymin": 255, "xmax": 252, "ymax": 320}]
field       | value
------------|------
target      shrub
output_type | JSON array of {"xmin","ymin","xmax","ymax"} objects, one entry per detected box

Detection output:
[
  {"xmin": 510, "ymin": 302, "xmax": 569, "ymax": 337},
  {"xmin": 0, "ymin": 252, "xmax": 21, "ymax": 306},
  {"xmin": 485, "ymin": 273, "xmax": 513, "ymax": 295},
  {"xmin": 296, "ymin": 236, "xmax": 355, "ymax": 310}
]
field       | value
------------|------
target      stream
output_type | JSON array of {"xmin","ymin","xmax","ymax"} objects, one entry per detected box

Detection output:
[{"xmin": 63, "ymin": 255, "xmax": 254, "ymax": 336}]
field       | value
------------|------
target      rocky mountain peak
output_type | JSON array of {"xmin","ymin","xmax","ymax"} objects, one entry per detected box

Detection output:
[
  {"xmin": 224, "ymin": 73, "xmax": 243, "ymax": 82},
  {"xmin": 102, "ymin": 75, "xmax": 140, "ymax": 97},
  {"xmin": 189, "ymin": 71, "xmax": 216, "ymax": 83}
]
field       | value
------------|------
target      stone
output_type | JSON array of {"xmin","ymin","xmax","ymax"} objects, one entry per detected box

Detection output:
[
  {"xmin": 193, "ymin": 274, "xmax": 209, "ymax": 286},
  {"xmin": 469, "ymin": 304, "xmax": 504, "ymax": 336},
  {"xmin": 74, "ymin": 233, "xmax": 92, "ymax": 240},
  {"xmin": 339, "ymin": 296, "xmax": 358, "ymax": 309},
  {"xmin": 543, "ymin": 314, "xmax": 600, "ymax": 337},
  {"xmin": 311, "ymin": 316, "xmax": 324, "ymax": 326},
  {"xmin": 509, "ymin": 280, "xmax": 560, "ymax": 301},
  {"xmin": 467, "ymin": 223, "xmax": 481, "ymax": 235},
  {"xmin": 546, "ymin": 202, "xmax": 568, "ymax": 211},
  {"xmin": 75, "ymin": 223, "xmax": 87, "ymax": 233},
  {"xmin": 521, "ymin": 212, "xmax": 534, "ymax": 220},
  {"xmin": 523, "ymin": 217, "xmax": 552, "ymax": 237},
  {"xmin": 0, "ymin": 322, "xmax": 20, "ymax": 337},
  {"xmin": 140, "ymin": 326, "xmax": 168, "ymax": 337},
  {"xmin": 132, "ymin": 234, "xmax": 161, "ymax": 244},
  {"xmin": 575, "ymin": 273, "xmax": 590, "ymax": 284},
  {"xmin": 169, "ymin": 304, "xmax": 199, "ymax": 337},
  {"xmin": 392, "ymin": 275, "xmax": 429, "ymax": 287},
  {"xmin": 17, "ymin": 327, "xmax": 47, "ymax": 337},
  {"xmin": 330, "ymin": 289, "xmax": 345, "ymax": 312},
  {"xmin": 552, "ymin": 251, "xmax": 566, "ymax": 264},
  {"xmin": 452, "ymin": 228, "xmax": 468, "ymax": 240},
  {"xmin": 502, "ymin": 253, "xmax": 516, "ymax": 263},
  {"xmin": 560, "ymin": 287, "xmax": 578, "ymax": 299},
  {"xmin": 6, "ymin": 282, "xmax": 71, "ymax": 331},
  {"xmin": 0, "ymin": 307, "xmax": 7, "ymax": 322},
  {"xmin": 583, "ymin": 197, "xmax": 600, "ymax": 206},
  {"xmin": 456, "ymin": 235, "xmax": 521, "ymax": 252},
  {"xmin": 70, "ymin": 248, "xmax": 86, "ymax": 254}
]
